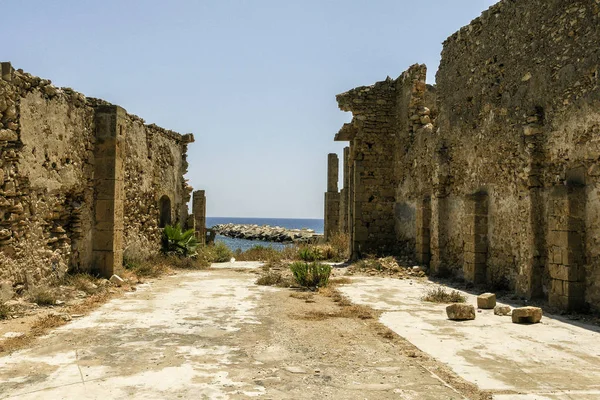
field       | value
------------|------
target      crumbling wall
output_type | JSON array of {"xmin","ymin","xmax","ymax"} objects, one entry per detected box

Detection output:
[
  {"xmin": 0, "ymin": 64, "xmax": 95, "ymax": 285},
  {"xmin": 336, "ymin": 79, "xmax": 397, "ymax": 257},
  {"xmin": 331, "ymin": 0, "xmax": 600, "ymax": 311},
  {"xmin": 122, "ymin": 116, "xmax": 193, "ymax": 259},
  {"xmin": 0, "ymin": 62, "xmax": 196, "ymax": 287}
]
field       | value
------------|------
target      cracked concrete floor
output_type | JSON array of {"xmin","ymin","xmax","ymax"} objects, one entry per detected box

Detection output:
[
  {"xmin": 339, "ymin": 277, "xmax": 600, "ymax": 400},
  {"xmin": 0, "ymin": 263, "xmax": 476, "ymax": 399}
]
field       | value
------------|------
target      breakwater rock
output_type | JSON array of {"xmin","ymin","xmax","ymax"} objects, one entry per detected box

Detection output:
[{"xmin": 212, "ymin": 224, "xmax": 322, "ymax": 243}]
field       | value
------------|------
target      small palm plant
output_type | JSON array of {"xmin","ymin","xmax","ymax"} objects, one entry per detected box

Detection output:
[{"xmin": 161, "ymin": 224, "xmax": 199, "ymax": 257}]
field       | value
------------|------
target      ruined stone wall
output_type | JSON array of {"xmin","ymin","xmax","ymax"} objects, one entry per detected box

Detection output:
[
  {"xmin": 0, "ymin": 62, "xmax": 195, "ymax": 287},
  {"xmin": 336, "ymin": 80, "xmax": 397, "ymax": 257},
  {"xmin": 331, "ymin": 0, "xmax": 600, "ymax": 311},
  {"xmin": 0, "ymin": 64, "xmax": 95, "ymax": 285},
  {"xmin": 436, "ymin": 0, "xmax": 600, "ymax": 308},
  {"xmin": 121, "ymin": 116, "xmax": 193, "ymax": 259}
]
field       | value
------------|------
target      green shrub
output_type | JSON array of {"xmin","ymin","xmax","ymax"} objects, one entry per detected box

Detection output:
[
  {"xmin": 298, "ymin": 246, "xmax": 323, "ymax": 262},
  {"xmin": 161, "ymin": 224, "xmax": 198, "ymax": 257},
  {"xmin": 211, "ymin": 242, "xmax": 233, "ymax": 263},
  {"xmin": 290, "ymin": 262, "xmax": 332, "ymax": 288}
]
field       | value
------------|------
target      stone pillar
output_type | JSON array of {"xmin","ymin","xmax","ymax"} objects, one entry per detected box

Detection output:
[
  {"xmin": 430, "ymin": 146, "xmax": 450, "ymax": 275},
  {"xmin": 348, "ymin": 154, "xmax": 356, "ymax": 258},
  {"xmin": 339, "ymin": 146, "xmax": 350, "ymax": 234},
  {"xmin": 327, "ymin": 153, "xmax": 339, "ymax": 193},
  {"xmin": 193, "ymin": 190, "xmax": 207, "ymax": 246},
  {"xmin": 351, "ymin": 159, "xmax": 362, "ymax": 259},
  {"xmin": 463, "ymin": 192, "xmax": 488, "ymax": 284},
  {"xmin": 415, "ymin": 196, "xmax": 431, "ymax": 265},
  {"xmin": 548, "ymin": 185, "xmax": 586, "ymax": 311},
  {"xmin": 324, "ymin": 154, "xmax": 340, "ymax": 241},
  {"xmin": 92, "ymin": 105, "xmax": 125, "ymax": 278}
]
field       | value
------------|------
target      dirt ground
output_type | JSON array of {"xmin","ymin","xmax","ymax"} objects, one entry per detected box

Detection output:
[{"xmin": 0, "ymin": 263, "xmax": 485, "ymax": 399}]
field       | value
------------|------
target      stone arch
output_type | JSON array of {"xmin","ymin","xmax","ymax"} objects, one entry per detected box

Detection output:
[{"xmin": 159, "ymin": 195, "xmax": 172, "ymax": 228}]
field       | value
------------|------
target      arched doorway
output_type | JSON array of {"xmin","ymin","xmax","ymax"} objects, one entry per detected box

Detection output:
[{"xmin": 159, "ymin": 195, "xmax": 172, "ymax": 227}]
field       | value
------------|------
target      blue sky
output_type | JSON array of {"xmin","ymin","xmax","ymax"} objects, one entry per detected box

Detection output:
[{"xmin": 4, "ymin": 0, "xmax": 497, "ymax": 218}]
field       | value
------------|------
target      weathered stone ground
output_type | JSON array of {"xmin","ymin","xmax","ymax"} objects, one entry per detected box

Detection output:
[
  {"xmin": 340, "ymin": 278, "xmax": 600, "ymax": 400},
  {"xmin": 0, "ymin": 263, "xmax": 478, "ymax": 399},
  {"xmin": 3, "ymin": 262, "xmax": 599, "ymax": 399}
]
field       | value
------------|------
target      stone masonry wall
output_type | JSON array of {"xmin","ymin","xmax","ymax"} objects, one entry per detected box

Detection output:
[
  {"xmin": 330, "ymin": 0, "xmax": 600, "ymax": 311},
  {"xmin": 0, "ymin": 62, "xmax": 195, "ymax": 287}
]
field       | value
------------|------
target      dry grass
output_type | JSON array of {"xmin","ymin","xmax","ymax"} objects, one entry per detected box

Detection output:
[
  {"xmin": 330, "ymin": 277, "xmax": 352, "ymax": 285},
  {"xmin": 293, "ymin": 285, "xmax": 374, "ymax": 321},
  {"xmin": 235, "ymin": 245, "xmax": 284, "ymax": 262},
  {"xmin": 256, "ymin": 271, "xmax": 294, "ymax": 287},
  {"xmin": 327, "ymin": 232, "xmax": 350, "ymax": 261},
  {"xmin": 61, "ymin": 273, "xmax": 103, "ymax": 295},
  {"xmin": 27, "ymin": 286, "xmax": 58, "ymax": 306},
  {"xmin": 422, "ymin": 287, "xmax": 467, "ymax": 303},
  {"xmin": 289, "ymin": 292, "xmax": 313, "ymax": 300}
]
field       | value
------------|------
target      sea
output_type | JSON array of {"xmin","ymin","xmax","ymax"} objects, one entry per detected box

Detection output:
[{"xmin": 206, "ymin": 217, "xmax": 324, "ymax": 252}]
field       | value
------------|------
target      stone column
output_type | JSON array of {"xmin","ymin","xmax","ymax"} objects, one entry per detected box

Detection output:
[
  {"xmin": 193, "ymin": 190, "xmax": 207, "ymax": 245},
  {"xmin": 324, "ymin": 154, "xmax": 340, "ymax": 241},
  {"xmin": 339, "ymin": 146, "xmax": 350, "ymax": 234},
  {"xmin": 92, "ymin": 105, "xmax": 125, "ymax": 278},
  {"xmin": 548, "ymin": 184, "xmax": 586, "ymax": 311},
  {"xmin": 415, "ymin": 196, "xmax": 431, "ymax": 265},
  {"xmin": 463, "ymin": 192, "xmax": 488, "ymax": 284},
  {"xmin": 327, "ymin": 153, "xmax": 339, "ymax": 193}
]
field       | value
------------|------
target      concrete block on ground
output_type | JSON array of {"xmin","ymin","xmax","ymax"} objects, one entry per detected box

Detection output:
[
  {"xmin": 477, "ymin": 293, "xmax": 496, "ymax": 309},
  {"xmin": 512, "ymin": 306, "xmax": 542, "ymax": 324},
  {"xmin": 446, "ymin": 303, "xmax": 476, "ymax": 321}
]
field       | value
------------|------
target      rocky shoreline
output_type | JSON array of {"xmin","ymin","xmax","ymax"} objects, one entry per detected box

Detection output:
[{"xmin": 212, "ymin": 224, "xmax": 322, "ymax": 243}]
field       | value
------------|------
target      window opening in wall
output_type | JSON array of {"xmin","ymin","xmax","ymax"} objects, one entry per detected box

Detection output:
[{"xmin": 159, "ymin": 195, "xmax": 172, "ymax": 228}]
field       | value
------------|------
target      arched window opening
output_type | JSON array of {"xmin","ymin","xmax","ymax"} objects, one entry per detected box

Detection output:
[{"xmin": 159, "ymin": 195, "xmax": 172, "ymax": 228}]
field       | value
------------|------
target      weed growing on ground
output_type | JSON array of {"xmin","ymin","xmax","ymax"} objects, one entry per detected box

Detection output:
[
  {"xmin": 235, "ymin": 245, "xmax": 283, "ymax": 262},
  {"xmin": 256, "ymin": 271, "xmax": 283, "ymax": 286},
  {"xmin": 327, "ymin": 232, "xmax": 350, "ymax": 261},
  {"xmin": 297, "ymin": 246, "xmax": 324, "ymax": 262},
  {"xmin": 61, "ymin": 274, "xmax": 102, "ymax": 295},
  {"xmin": 353, "ymin": 257, "xmax": 384, "ymax": 271},
  {"xmin": 0, "ymin": 302, "xmax": 9, "ymax": 320},
  {"xmin": 422, "ymin": 287, "xmax": 466, "ymax": 303},
  {"xmin": 290, "ymin": 262, "xmax": 331, "ymax": 288},
  {"xmin": 28, "ymin": 286, "xmax": 58, "ymax": 306},
  {"xmin": 211, "ymin": 242, "xmax": 233, "ymax": 263}
]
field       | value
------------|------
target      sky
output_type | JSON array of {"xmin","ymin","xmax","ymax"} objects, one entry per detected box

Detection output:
[{"xmin": 4, "ymin": 0, "xmax": 498, "ymax": 219}]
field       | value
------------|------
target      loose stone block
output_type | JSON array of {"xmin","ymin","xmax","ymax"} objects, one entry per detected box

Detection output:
[
  {"xmin": 477, "ymin": 293, "xmax": 496, "ymax": 309},
  {"xmin": 109, "ymin": 274, "xmax": 125, "ymax": 287},
  {"xmin": 446, "ymin": 304, "xmax": 476, "ymax": 321},
  {"xmin": 511, "ymin": 306, "xmax": 542, "ymax": 324},
  {"xmin": 494, "ymin": 305, "xmax": 511, "ymax": 316}
]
